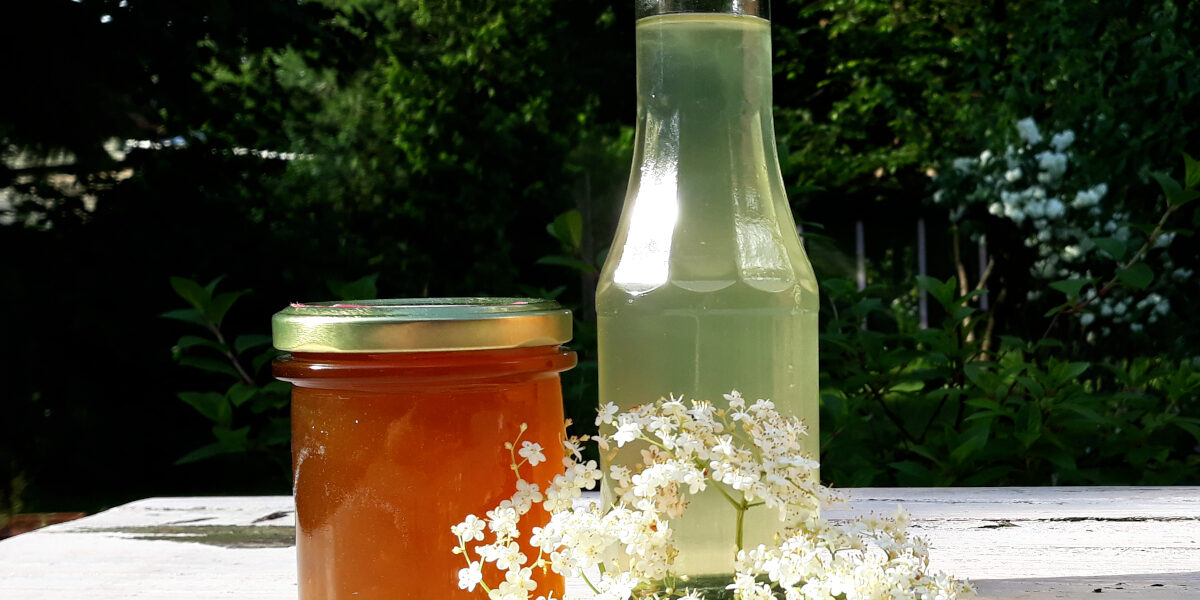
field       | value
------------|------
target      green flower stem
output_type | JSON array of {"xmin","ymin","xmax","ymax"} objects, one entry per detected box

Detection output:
[
  {"xmin": 456, "ymin": 537, "xmax": 492, "ymax": 595},
  {"xmin": 580, "ymin": 571, "xmax": 601, "ymax": 595},
  {"xmin": 710, "ymin": 480, "xmax": 750, "ymax": 557},
  {"xmin": 734, "ymin": 502, "xmax": 746, "ymax": 555}
]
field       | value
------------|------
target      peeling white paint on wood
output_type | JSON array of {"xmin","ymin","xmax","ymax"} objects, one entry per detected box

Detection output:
[{"xmin": 0, "ymin": 488, "xmax": 1196, "ymax": 599}]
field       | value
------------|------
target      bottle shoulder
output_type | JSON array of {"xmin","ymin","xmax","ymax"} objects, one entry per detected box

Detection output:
[{"xmin": 596, "ymin": 274, "xmax": 819, "ymax": 314}]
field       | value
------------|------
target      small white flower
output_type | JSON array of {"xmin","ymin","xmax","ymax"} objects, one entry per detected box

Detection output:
[
  {"xmin": 1045, "ymin": 198, "xmax": 1065, "ymax": 219},
  {"xmin": 519, "ymin": 441, "xmax": 546, "ymax": 466},
  {"xmin": 979, "ymin": 149, "xmax": 994, "ymax": 166},
  {"xmin": 496, "ymin": 566, "xmax": 537, "ymax": 596},
  {"xmin": 1080, "ymin": 313, "xmax": 1096, "ymax": 327},
  {"xmin": 457, "ymin": 562, "xmax": 483, "ymax": 592},
  {"xmin": 1016, "ymin": 117, "xmax": 1043, "ymax": 145},
  {"xmin": 1025, "ymin": 200, "xmax": 1045, "ymax": 218},
  {"xmin": 486, "ymin": 507, "xmax": 521, "ymax": 540},
  {"xmin": 1035, "ymin": 150, "xmax": 1069, "ymax": 180},
  {"xmin": 1004, "ymin": 167, "xmax": 1023, "ymax": 182},
  {"xmin": 612, "ymin": 420, "xmax": 642, "ymax": 447},
  {"xmin": 1155, "ymin": 298, "xmax": 1171, "ymax": 316},
  {"xmin": 592, "ymin": 434, "xmax": 610, "ymax": 451},
  {"xmin": 596, "ymin": 402, "xmax": 619, "ymax": 425},
  {"xmin": 452, "ymin": 514, "xmax": 487, "ymax": 542},
  {"xmin": 1050, "ymin": 130, "xmax": 1075, "ymax": 152},
  {"xmin": 1004, "ymin": 204, "xmax": 1026, "ymax": 224},
  {"xmin": 713, "ymin": 435, "xmax": 737, "ymax": 456},
  {"xmin": 723, "ymin": 390, "xmax": 746, "ymax": 409}
]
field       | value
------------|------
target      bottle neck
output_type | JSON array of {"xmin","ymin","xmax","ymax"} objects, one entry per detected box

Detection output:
[
  {"xmin": 636, "ymin": 0, "xmax": 768, "ymax": 20},
  {"xmin": 632, "ymin": 14, "xmax": 779, "ymax": 204},
  {"xmin": 602, "ymin": 13, "xmax": 805, "ymax": 295}
]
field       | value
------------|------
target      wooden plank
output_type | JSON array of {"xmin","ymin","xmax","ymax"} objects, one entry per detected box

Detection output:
[{"xmin": 1, "ymin": 489, "xmax": 1196, "ymax": 599}]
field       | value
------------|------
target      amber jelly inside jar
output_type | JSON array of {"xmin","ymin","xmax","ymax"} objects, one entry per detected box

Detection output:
[{"xmin": 272, "ymin": 298, "xmax": 576, "ymax": 600}]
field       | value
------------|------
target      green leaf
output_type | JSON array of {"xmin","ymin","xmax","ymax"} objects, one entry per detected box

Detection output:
[
  {"xmin": 1151, "ymin": 171, "xmax": 1200, "ymax": 207},
  {"xmin": 950, "ymin": 423, "xmax": 990, "ymax": 465},
  {"xmin": 1054, "ymin": 361, "xmax": 1091, "ymax": 383},
  {"xmin": 536, "ymin": 255, "xmax": 597, "ymax": 273},
  {"xmin": 1151, "ymin": 171, "xmax": 1182, "ymax": 199},
  {"xmin": 234, "ymin": 334, "xmax": 273, "ymax": 355},
  {"xmin": 1090, "ymin": 237, "xmax": 1126, "ymax": 261},
  {"xmin": 964, "ymin": 398, "xmax": 1007, "ymax": 412},
  {"xmin": 250, "ymin": 391, "xmax": 290, "ymax": 413},
  {"xmin": 161, "ymin": 308, "xmax": 207, "ymax": 327},
  {"xmin": 227, "ymin": 383, "xmax": 258, "ymax": 407},
  {"xmin": 888, "ymin": 460, "xmax": 933, "ymax": 482},
  {"xmin": 916, "ymin": 275, "xmax": 957, "ymax": 310},
  {"xmin": 1015, "ymin": 402, "xmax": 1043, "ymax": 448},
  {"xmin": 963, "ymin": 363, "xmax": 993, "ymax": 387},
  {"xmin": 1170, "ymin": 189, "xmax": 1200, "ymax": 207},
  {"xmin": 1173, "ymin": 418, "xmax": 1200, "ymax": 443},
  {"xmin": 257, "ymin": 418, "xmax": 292, "ymax": 447},
  {"xmin": 1059, "ymin": 402, "xmax": 1108, "ymax": 424},
  {"xmin": 906, "ymin": 444, "xmax": 945, "ymax": 466},
  {"xmin": 204, "ymin": 276, "xmax": 226, "ymax": 295},
  {"xmin": 326, "ymin": 273, "xmax": 379, "ymax": 301},
  {"xmin": 175, "ymin": 442, "xmax": 234, "ymax": 465},
  {"xmin": 889, "ymin": 380, "xmax": 924, "ymax": 393},
  {"xmin": 1115, "ymin": 263, "xmax": 1154, "ymax": 289},
  {"xmin": 1048, "ymin": 278, "xmax": 1094, "ymax": 300},
  {"xmin": 1185, "ymin": 153, "xmax": 1200, "ymax": 189},
  {"xmin": 252, "ymin": 350, "xmax": 280, "ymax": 374},
  {"xmin": 963, "ymin": 410, "xmax": 1004, "ymax": 423},
  {"xmin": 212, "ymin": 425, "xmax": 250, "ymax": 451},
  {"xmin": 178, "ymin": 391, "xmax": 231, "ymax": 425},
  {"xmin": 951, "ymin": 305, "xmax": 978, "ymax": 323},
  {"xmin": 175, "ymin": 335, "xmax": 226, "ymax": 353},
  {"xmin": 546, "ymin": 209, "xmax": 584, "ymax": 250},
  {"xmin": 179, "ymin": 356, "xmax": 239, "ymax": 378},
  {"xmin": 207, "ymin": 290, "xmax": 248, "ymax": 326},
  {"xmin": 1043, "ymin": 303, "xmax": 1071, "ymax": 318},
  {"xmin": 261, "ymin": 381, "xmax": 292, "ymax": 397},
  {"xmin": 170, "ymin": 277, "xmax": 212, "ymax": 314},
  {"xmin": 960, "ymin": 466, "xmax": 1014, "ymax": 486},
  {"xmin": 1016, "ymin": 375, "xmax": 1044, "ymax": 398}
]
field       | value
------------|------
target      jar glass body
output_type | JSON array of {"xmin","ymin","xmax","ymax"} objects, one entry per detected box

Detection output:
[
  {"xmin": 275, "ymin": 346, "xmax": 575, "ymax": 600},
  {"xmin": 595, "ymin": 5, "xmax": 819, "ymax": 581}
]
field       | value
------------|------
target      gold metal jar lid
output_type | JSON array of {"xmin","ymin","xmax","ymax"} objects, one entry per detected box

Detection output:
[{"xmin": 272, "ymin": 298, "xmax": 572, "ymax": 353}]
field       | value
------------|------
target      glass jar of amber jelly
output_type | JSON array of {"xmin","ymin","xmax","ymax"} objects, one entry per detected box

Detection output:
[{"xmin": 272, "ymin": 298, "xmax": 576, "ymax": 600}]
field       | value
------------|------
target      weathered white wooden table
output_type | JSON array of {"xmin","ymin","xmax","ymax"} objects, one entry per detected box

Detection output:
[{"xmin": 1, "ymin": 488, "xmax": 1197, "ymax": 599}]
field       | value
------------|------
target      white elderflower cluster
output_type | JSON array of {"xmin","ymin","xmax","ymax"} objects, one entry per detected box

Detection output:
[{"xmin": 451, "ymin": 393, "xmax": 974, "ymax": 600}]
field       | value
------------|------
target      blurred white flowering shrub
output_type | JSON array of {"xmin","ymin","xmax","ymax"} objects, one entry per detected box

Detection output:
[{"xmin": 930, "ymin": 117, "xmax": 1195, "ymax": 343}]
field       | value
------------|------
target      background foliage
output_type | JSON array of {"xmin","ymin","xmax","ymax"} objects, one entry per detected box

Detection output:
[{"xmin": 2, "ymin": 0, "xmax": 1198, "ymax": 514}]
